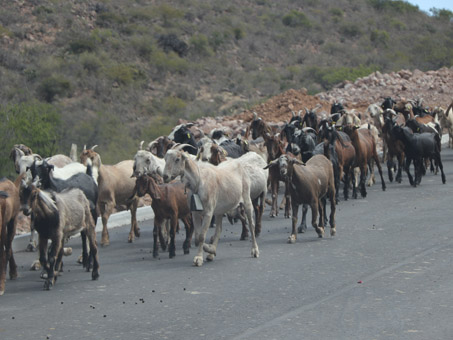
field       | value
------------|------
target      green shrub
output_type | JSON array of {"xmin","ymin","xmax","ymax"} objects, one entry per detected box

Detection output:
[
  {"xmin": 368, "ymin": 0, "xmax": 419, "ymax": 13},
  {"xmin": 155, "ymin": 4, "xmax": 185, "ymax": 27},
  {"xmin": 37, "ymin": 76, "xmax": 72, "ymax": 102},
  {"xmin": 190, "ymin": 34, "xmax": 214, "ymax": 57},
  {"xmin": 282, "ymin": 10, "xmax": 312, "ymax": 28},
  {"xmin": 304, "ymin": 65, "xmax": 379, "ymax": 89},
  {"xmin": 370, "ymin": 29, "xmax": 390, "ymax": 47},
  {"xmin": 233, "ymin": 27, "xmax": 246, "ymax": 40},
  {"xmin": 0, "ymin": 24, "xmax": 13, "ymax": 37},
  {"xmin": 150, "ymin": 50, "xmax": 189, "ymax": 74},
  {"xmin": 339, "ymin": 23, "xmax": 363, "ymax": 38},
  {"xmin": 430, "ymin": 8, "xmax": 453, "ymax": 21},
  {"xmin": 104, "ymin": 64, "xmax": 144, "ymax": 86},
  {"xmin": 79, "ymin": 53, "xmax": 102, "ymax": 74},
  {"xmin": 130, "ymin": 36, "xmax": 153, "ymax": 59},
  {"xmin": 0, "ymin": 101, "xmax": 61, "ymax": 177},
  {"xmin": 68, "ymin": 36, "xmax": 97, "ymax": 54}
]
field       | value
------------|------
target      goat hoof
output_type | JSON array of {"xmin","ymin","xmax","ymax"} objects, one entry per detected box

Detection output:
[
  {"xmin": 193, "ymin": 256, "xmax": 204, "ymax": 267},
  {"xmin": 203, "ymin": 244, "xmax": 216, "ymax": 255},
  {"xmin": 92, "ymin": 271, "xmax": 100, "ymax": 280},
  {"xmin": 101, "ymin": 240, "xmax": 110, "ymax": 247},
  {"xmin": 251, "ymin": 248, "xmax": 260, "ymax": 258},
  {"xmin": 331, "ymin": 228, "xmax": 336, "ymax": 237},
  {"xmin": 240, "ymin": 233, "xmax": 249, "ymax": 241},
  {"xmin": 135, "ymin": 228, "xmax": 141, "ymax": 237},
  {"xmin": 183, "ymin": 248, "xmax": 190, "ymax": 255},
  {"xmin": 43, "ymin": 280, "xmax": 53, "ymax": 290},
  {"xmin": 206, "ymin": 254, "xmax": 214, "ymax": 262},
  {"xmin": 288, "ymin": 235, "xmax": 297, "ymax": 244},
  {"xmin": 63, "ymin": 247, "xmax": 72, "ymax": 256},
  {"xmin": 26, "ymin": 243, "xmax": 37, "ymax": 252},
  {"xmin": 316, "ymin": 227, "xmax": 325, "ymax": 238},
  {"xmin": 0, "ymin": 290, "xmax": 4, "ymax": 296}
]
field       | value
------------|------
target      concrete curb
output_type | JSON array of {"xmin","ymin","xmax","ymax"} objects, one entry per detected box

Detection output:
[{"xmin": 12, "ymin": 206, "xmax": 155, "ymax": 252}]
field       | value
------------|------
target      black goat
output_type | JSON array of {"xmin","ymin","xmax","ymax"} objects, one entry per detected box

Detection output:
[
  {"xmin": 391, "ymin": 125, "xmax": 446, "ymax": 186},
  {"xmin": 168, "ymin": 124, "xmax": 199, "ymax": 155}
]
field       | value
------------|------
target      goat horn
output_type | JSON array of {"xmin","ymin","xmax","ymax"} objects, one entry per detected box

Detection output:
[
  {"xmin": 298, "ymin": 110, "xmax": 303, "ymax": 117},
  {"xmin": 171, "ymin": 143, "xmax": 198, "ymax": 152},
  {"xmin": 253, "ymin": 111, "xmax": 258, "ymax": 120},
  {"xmin": 291, "ymin": 111, "xmax": 296, "ymax": 117},
  {"xmin": 148, "ymin": 141, "xmax": 158, "ymax": 150},
  {"xmin": 139, "ymin": 141, "xmax": 144, "ymax": 150},
  {"xmin": 305, "ymin": 107, "xmax": 309, "ymax": 114},
  {"xmin": 83, "ymin": 145, "xmax": 86, "ymax": 151},
  {"xmin": 91, "ymin": 145, "xmax": 98, "ymax": 151}
]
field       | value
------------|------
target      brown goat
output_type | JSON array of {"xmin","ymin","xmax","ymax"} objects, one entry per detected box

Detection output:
[
  {"xmin": 133, "ymin": 174, "xmax": 193, "ymax": 258},
  {"xmin": 265, "ymin": 154, "xmax": 336, "ymax": 243},
  {"xmin": 0, "ymin": 175, "xmax": 22, "ymax": 296},
  {"xmin": 250, "ymin": 113, "xmax": 289, "ymax": 217},
  {"xmin": 80, "ymin": 147, "xmax": 139, "ymax": 246},
  {"xmin": 342, "ymin": 125, "xmax": 386, "ymax": 198}
]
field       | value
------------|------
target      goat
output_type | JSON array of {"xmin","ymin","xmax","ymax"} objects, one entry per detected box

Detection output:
[
  {"xmin": 382, "ymin": 111, "xmax": 405, "ymax": 183},
  {"xmin": 168, "ymin": 123, "xmax": 199, "ymax": 155},
  {"xmin": 80, "ymin": 146, "xmax": 139, "ymax": 246},
  {"xmin": 22, "ymin": 185, "xmax": 99, "ymax": 290},
  {"xmin": 148, "ymin": 136, "xmax": 175, "ymax": 158},
  {"xmin": 265, "ymin": 154, "xmax": 336, "ymax": 243},
  {"xmin": 210, "ymin": 151, "xmax": 268, "ymax": 239},
  {"xmin": 133, "ymin": 141, "xmax": 166, "ymax": 178},
  {"xmin": 435, "ymin": 102, "xmax": 453, "ymax": 148},
  {"xmin": 163, "ymin": 145, "xmax": 259, "ymax": 267},
  {"xmin": 391, "ymin": 125, "xmax": 446, "ymax": 186},
  {"xmin": 301, "ymin": 105, "xmax": 321, "ymax": 132},
  {"xmin": 132, "ymin": 174, "xmax": 193, "ymax": 258},
  {"xmin": 318, "ymin": 120, "xmax": 356, "ymax": 201},
  {"xmin": 0, "ymin": 176, "xmax": 22, "ymax": 296},
  {"xmin": 341, "ymin": 124, "xmax": 386, "ymax": 198},
  {"xmin": 250, "ymin": 113, "xmax": 289, "ymax": 217}
]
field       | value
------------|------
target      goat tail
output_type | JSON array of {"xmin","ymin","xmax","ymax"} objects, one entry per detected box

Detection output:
[{"xmin": 434, "ymin": 132, "xmax": 441, "ymax": 152}]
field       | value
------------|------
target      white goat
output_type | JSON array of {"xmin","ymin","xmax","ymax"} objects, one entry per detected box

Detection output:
[
  {"xmin": 436, "ymin": 103, "xmax": 453, "ymax": 148},
  {"xmin": 163, "ymin": 145, "xmax": 260, "ymax": 267},
  {"xmin": 132, "ymin": 141, "xmax": 166, "ymax": 177}
]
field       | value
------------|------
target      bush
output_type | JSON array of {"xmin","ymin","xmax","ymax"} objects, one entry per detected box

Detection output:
[
  {"xmin": 150, "ymin": 50, "xmax": 189, "ymax": 75},
  {"xmin": 339, "ymin": 23, "xmax": 363, "ymax": 38},
  {"xmin": 0, "ymin": 101, "xmax": 61, "ymax": 177},
  {"xmin": 79, "ymin": 53, "xmax": 102, "ymax": 74},
  {"xmin": 190, "ymin": 34, "xmax": 214, "ymax": 57},
  {"xmin": 37, "ymin": 76, "xmax": 72, "ymax": 102},
  {"xmin": 131, "ymin": 36, "xmax": 154, "ymax": 59},
  {"xmin": 158, "ymin": 34, "xmax": 188, "ymax": 57},
  {"xmin": 282, "ymin": 10, "xmax": 312, "ymax": 28},
  {"xmin": 368, "ymin": 0, "xmax": 419, "ymax": 13},
  {"xmin": 104, "ymin": 64, "xmax": 144, "ymax": 86},
  {"xmin": 68, "ymin": 36, "xmax": 97, "ymax": 54},
  {"xmin": 370, "ymin": 29, "xmax": 389, "ymax": 47}
]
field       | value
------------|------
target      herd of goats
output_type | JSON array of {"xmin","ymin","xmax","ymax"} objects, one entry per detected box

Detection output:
[{"xmin": 1, "ymin": 96, "xmax": 452, "ymax": 295}]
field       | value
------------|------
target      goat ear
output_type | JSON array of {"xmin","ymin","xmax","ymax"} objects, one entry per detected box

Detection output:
[{"xmin": 263, "ymin": 159, "xmax": 277, "ymax": 170}]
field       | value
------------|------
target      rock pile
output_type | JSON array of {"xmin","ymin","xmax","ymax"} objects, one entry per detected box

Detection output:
[{"xmin": 186, "ymin": 66, "xmax": 453, "ymax": 132}]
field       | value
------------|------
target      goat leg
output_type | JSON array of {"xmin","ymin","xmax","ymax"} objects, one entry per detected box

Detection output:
[{"xmin": 298, "ymin": 204, "xmax": 308, "ymax": 234}]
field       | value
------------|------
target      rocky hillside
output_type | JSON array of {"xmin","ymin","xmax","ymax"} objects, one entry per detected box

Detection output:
[{"xmin": 188, "ymin": 66, "xmax": 453, "ymax": 135}]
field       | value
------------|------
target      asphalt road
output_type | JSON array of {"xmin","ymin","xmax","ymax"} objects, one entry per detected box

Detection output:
[{"xmin": 1, "ymin": 148, "xmax": 453, "ymax": 340}]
